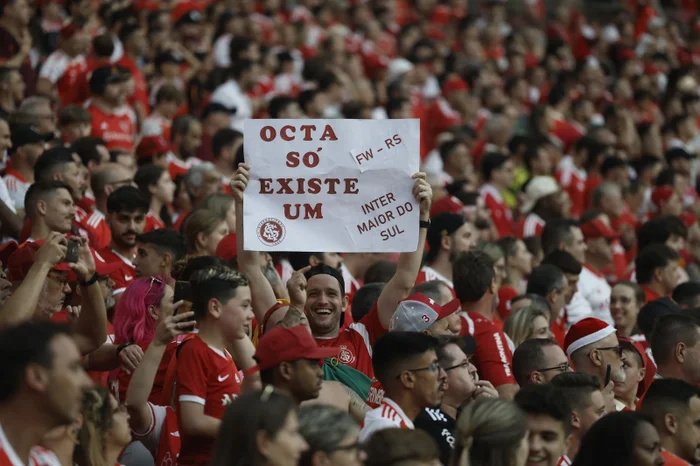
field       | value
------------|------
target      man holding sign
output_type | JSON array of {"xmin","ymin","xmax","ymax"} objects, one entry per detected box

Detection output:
[{"xmin": 231, "ymin": 154, "xmax": 431, "ymax": 379}]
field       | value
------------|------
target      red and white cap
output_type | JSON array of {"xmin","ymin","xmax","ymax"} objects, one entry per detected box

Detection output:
[
  {"xmin": 564, "ymin": 317, "xmax": 616, "ymax": 357},
  {"xmin": 390, "ymin": 292, "xmax": 461, "ymax": 333}
]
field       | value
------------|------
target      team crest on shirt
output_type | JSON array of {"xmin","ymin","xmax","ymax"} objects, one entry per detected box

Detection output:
[
  {"xmin": 119, "ymin": 121, "xmax": 130, "ymax": 131},
  {"xmin": 338, "ymin": 345, "xmax": 356, "ymax": 365}
]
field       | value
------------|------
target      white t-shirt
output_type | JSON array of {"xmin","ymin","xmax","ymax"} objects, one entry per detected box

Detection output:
[
  {"xmin": 577, "ymin": 266, "xmax": 613, "ymax": 324},
  {"xmin": 359, "ymin": 398, "xmax": 414, "ymax": 443}
]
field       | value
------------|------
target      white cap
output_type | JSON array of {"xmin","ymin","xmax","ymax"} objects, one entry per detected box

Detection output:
[{"xmin": 521, "ymin": 176, "xmax": 560, "ymax": 213}]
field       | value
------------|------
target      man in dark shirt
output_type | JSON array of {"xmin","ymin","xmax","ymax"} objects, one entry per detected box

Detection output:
[{"xmin": 414, "ymin": 334, "xmax": 498, "ymax": 465}]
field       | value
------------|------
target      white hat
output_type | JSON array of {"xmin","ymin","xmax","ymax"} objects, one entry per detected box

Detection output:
[
  {"xmin": 520, "ymin": 176, "xmax": 560, "ymax": 213},
  {"xmin": 387, "ymin": 58, "xmax": 414, "ymax": 84}
]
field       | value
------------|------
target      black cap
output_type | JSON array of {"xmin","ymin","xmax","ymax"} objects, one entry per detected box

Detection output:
[
  {"xmin": 304, "ymin": 264, "xmax": 345, "ymax": 297},
  {"xmin": 9, "ymin": 125, "xmax": 52, "ymax": 153},
  {"xmin": 665, "ymin": 147, "xmax": 693, "ymax": 164},
  {"xmin": 637, "ymin": 297, "xmax": 681, "ymax": 337},
  {"xmin": 175, "ymin": 9, "xmax": 202, "ymax": 28},
  {"xmin": 89, "ymin": 65, "xmax": 130, "ymax": 95},
  {"xmin": 426, "ymin": 213, "xmax": 466, "ymax": 262},
  {"xmin": 155, "ymin": 50, "xmax": 184, "ymax": 68},
  {"xmin": 599, "ymin": 156, "xmax": 628, "ymax": 177},
  {"xmin": 201, "ymin": 102, "xmax": 236, "ymax": 120}
]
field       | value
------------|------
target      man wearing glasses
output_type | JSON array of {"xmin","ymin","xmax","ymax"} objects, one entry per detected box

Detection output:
[
  {"xmin": 564, "ymin": 317, "xmax": 626, "ymax": 414},
  {"xmin": 359, "ymin": 332, "xmax": 447, "ymax": 443},
  {"xmin": 512, "ymin": 338, "xmax": 572, "ymax": 386},
  {"xmin": 414, "ymin": 334, "xmax": 498, "ymax": 465}
]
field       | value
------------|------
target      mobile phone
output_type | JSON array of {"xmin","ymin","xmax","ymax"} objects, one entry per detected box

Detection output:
[
  {"xmin": 64, "ymin": 239, "xmax": 79, "ymax": 263},
  {"xmin": 604, "ymin": 364, "xmax": 612, "ymax": 386},
  {"xmin": 173, "ymin": 281, "xmax": 192, "ymax": 316}
]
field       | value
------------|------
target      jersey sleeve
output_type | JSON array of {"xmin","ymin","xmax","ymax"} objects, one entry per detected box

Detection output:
[
  {"xmin": 358, "ymin": 416, "xmax": 397, "ymax": 444},
  {"xmin": 474, "ymin": 328, "xmax": 516, "ymax": 387},
  {"xmin": 38, "ymin": 53, "xmax": 66, "ymax": 83},
  {"xmin": 358, "ymin": 301, "xmax": 388, "ymax": 346},
  {"xmin": 176, "ymin": 341, "xmax": 210, "ymax": 406},
  {"xmin": 132, "ymin": 402, "xmax": 167, "ymax": 456}
]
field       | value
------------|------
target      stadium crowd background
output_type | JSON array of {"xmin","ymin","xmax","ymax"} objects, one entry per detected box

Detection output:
[{"xmin": 0, "ymin": 0, "xmax": 699, "ymax": 465}]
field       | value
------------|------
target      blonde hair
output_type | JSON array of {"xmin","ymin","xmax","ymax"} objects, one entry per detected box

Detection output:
[
  {"xmin": 182, "ymin": 209, "xmax": 224, "ymax": 253},
  {"xmin": 451, "ymin": 398, "xmax": 528, "ymax": 466},
  {"xmin": 504, "ymin": 305, "xmax": 549, "ymax": 348},
  {"xmin": 74, "ymin": 386, "xmax": 113, "ymax": 466}
]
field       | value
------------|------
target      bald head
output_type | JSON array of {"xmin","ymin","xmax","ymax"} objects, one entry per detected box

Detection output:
[{"xmin": 91, "ymin": 163, "xmax": 134, "ymax": 202}]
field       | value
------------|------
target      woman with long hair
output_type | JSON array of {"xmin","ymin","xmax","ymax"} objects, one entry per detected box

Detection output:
[
  {"xmin": 504, "ymin": 305, "xmax": 553, "ymax": 348},
  {"xmin": 571, "ymin": 412, "xmax": 663, "ymax": 466},
  {"xmin": 451, "ymin": 397, "xmax": 529, "ymax": 466},
  {"xmin": 135, "ymin": 164, "xmax": 176, "ymax": 231},
  {"xmin": 610, "ymin": 281, "xmax": 645, "ymax": 338},
  {"xmin": 209, "ymin": 388, "xmax": 308, "ymax": 466},
  {"xmin": 74, "ymin": 386, "xmax": 132, "ymax": 466},
  {"xmin": 109, "ymin": 276, "xmax": 177, "ymax": 404},
  {"xmin": 182, "ymin": 208, "xmax": 229, "ymax": 257},
  {"xmin": 497, "ymin": 237, "xmax": 533, "ymax": 294}
]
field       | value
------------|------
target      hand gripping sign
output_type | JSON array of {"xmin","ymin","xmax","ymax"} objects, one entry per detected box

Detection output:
[{"xmin": 243, "ymin": 119, "xmax": 420, "ymax": 252}]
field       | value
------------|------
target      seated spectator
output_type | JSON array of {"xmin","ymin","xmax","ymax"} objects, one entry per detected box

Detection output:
[
  {"xmin": 297, "ymin": 405, "xmax": 364, "ymax": 466},
  {"xmin": 671, "ymin": 281, "xmax": 700, "ymax": 309},
  {"xmin": 504, "ymin": 305, "xmax": 553, "ymax": 348},
  {"xmin": 364, "ymin": 428, "xmax": 441, "ymax": 466},
  {"xmin": 609, "ymin": 281, "xmax": 645, "ymax": 338},
  {"xmin": 650, "ymin": 313, "xmax": 700, "ymax": 384},
  {"xmin": 512, "ymin": 338, "xmax": 571, "ymax": 387},
  {"xmin": 614, "ymin": 338, "xmax": 648, "ymax": 411},
  {"xmin": 182, "ymin": 208, "xmax": 229, "ymax": 257},
  {"xmin": 636, "ymin": 245, "xmax": 681, "ymax": 303},
  {"xmin": 135, "ymin": 164, "xmax": 175, "ymax": 232}
]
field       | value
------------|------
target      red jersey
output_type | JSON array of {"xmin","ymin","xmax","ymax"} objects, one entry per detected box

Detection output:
[
  {"xmin": 557, "ymin": 456, "xmax": 572, "ymax": 466},
  {"xmin": 81, "ymin": 210, "xmax": 112, "ymax": 251},
  {"xmin": 661, "ymin": 450, "xmax": 691, "ymax": 466},
  {"xmin": 555, "ymin": 156, "xmax": 587, "ymax": 218},
  {"xmin": 2, "ymin": 168, "xmax": 30, "ymax": 213},
  {"xmin": 0, "ymin": 423, "xmax": 61, "ymax": 466},
  {"xmin": 175, "ymin": 335, "xmax": 242, "ymax": 466},
  {"xmin": 38, "ymin": 50, "xmax": 87, "ymax": 107},
  {"xmin": 497, "ymin": 285, "xmax": 519, "ymax": 321},
  {"xmin": 132, "ymin": 404, "xmax": 181, "ymax": 466},
  {"xmin": 86, "ymin": 102, "xmax": 136, "ymax": 152},
  {"xmin": 144, "ymin": 212, "xmax": 166, "ymax": 233},
  {"xmin": 76, "ymin": 192, "xmax": 96, "ymax": 213},
  {"xmin": 415, "ymin": 266, "xmax": 455, "ymax": 295},
  {"xmin": 116, "ymin": 55, "xmax": 149, "ymax": 116},
  {"xmin": 425, "ymin": 98, "xmax": 462, "ymax": 153},
  {"xmin": 642, "ymin": 285, "xmax": 662, "ymax": 303},
  {"xmin": 96, "ymin": 247, "xmax": 136, "ymax": 295},
  {"xmin": 459, "ymin": 311, "xmax": 516, "ymax": 387},
  {"xmin": 515, "ymin": 213, "xmax": 545, "ymax": 239},
  {"xmin": 480, "ymin": 184, "xmax": 513, "ymax": 238},
  {"xmin": 314, "ymin": 303, "xmax": 388, "ymax": 378}
]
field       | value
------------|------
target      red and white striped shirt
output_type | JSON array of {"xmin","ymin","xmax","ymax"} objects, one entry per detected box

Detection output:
[
  {"xmin": 557, "ymin": 455, "xmax": 572, "ymax": 466},
  {"xmin": 515, "ymin": 213, "xmax": 545, "ymax": 239},
  {"xmin": 359, "ymin": 398, "xmax": 414, "ymax": 443},
  {"xmin": 39, "ymin": 49, "xmax": 87, "ymax": 107},
  {"xmin": 0, "ymin": 423, "xmax": 61, "ymax": 466},
  {"xmin": 2, "ymin": 169, "xmax": 30, "ymax": 212},
  {"xmin": 415, "ymin": 265, "xmax": 456, "ymax": 297},
  {"xmin": 480, "ymin": 183, "xmax": 513, "ymax": 238}
]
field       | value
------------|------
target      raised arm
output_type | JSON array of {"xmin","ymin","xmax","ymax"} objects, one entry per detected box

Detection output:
[
  {"xmin": 231, "ymin": 164, "xmax": 279, "ymax": 323},
  {"xmin": 375, "ymin": 173, "xmax": 432, "ymax": 328},
  {"xmin": 126, "ymin": 308, "xmax": 195, "ymax": 434},
  {"xmin": 229, "ymin": 335, "xmax": 261, "ymax": 393},
  {"xmin": 0, "ymin": 233, "xmax": 66, "ymax": 327},
  {"xmin": 69, "ymin": 238, "xmax": 107, "ymax": 355}
]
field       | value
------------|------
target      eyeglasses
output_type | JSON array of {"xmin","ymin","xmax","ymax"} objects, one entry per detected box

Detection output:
[
  {"xmin": 397, "ymin": 363, "xmax": 444, "ymax": 379},
  {"xmin": 443, "ymin": 356, "xmax": 474, "ymax": 372},
  {"xmin": 592, "ymin": 345, "xmax": 623, "ymax": 357},
  {"xmin": 535, "ymin": 362, "xmax": 571, "ymax": 373}
]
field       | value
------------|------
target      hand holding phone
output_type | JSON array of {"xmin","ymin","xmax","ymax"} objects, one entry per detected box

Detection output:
[
  {"xmin": 64, "ymin": 239, "xmax": 79, "ymax": 263},
  {"xmin": 604, "ymin": 364, "xmax": 612, "ymax": 387},
  {"xmin": 173, "ymin": 281, "xmax": 192, "ymax": 316}
]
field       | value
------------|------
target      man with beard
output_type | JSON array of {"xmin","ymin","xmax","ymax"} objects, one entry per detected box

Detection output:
[
  {"xmin": 550, "ymin": 372, "xmax": 606, "ymax": 465},
  {"xmin": 541, "ymin": 250, "xmax": 582, "ymax": 308},
  {"xmin": 254, "ymin": 325, "xmax": 338, "ymax": 404},
  {"xmin": 414, "ymin": 335, "xmax": 496, "ymax": 464},
  {"xmin": 641, "ymin": 379, "xmax": 700, "ymax": 466},
  {"xmin": 415, "ymin": 212, "xmax": 477, "ymax": 295},
  {"xmin": 515, "ymin": 384, "xmax": 572, "ymax": 466},
  {"xmin": 85, "ymin": 66, "xmax": 135, "ymax": 152},
  {"xmin": 651, "ymin": 313, "xmax": 700, "ymax": 384},
  {"xmin": 359, "ymin": 332, "xmax": 447, "ymax": 442},
  {"xmin": 512, "ymin": 339, "xmax": 572, "ymax": 387},
  {"xmin": 0, "ymin": 322, "xmax": 93, "ymax": 466},
  {"xmin": 133, "ymin": 229, "xmax": 188, "ymax": 281},
  {"xmin": 98, "ymin": 186, "xmax": 148, "ymax": 296},
  {"xmin": 564, "ymin": 317, "xmax": 625, "ymax": 413}
]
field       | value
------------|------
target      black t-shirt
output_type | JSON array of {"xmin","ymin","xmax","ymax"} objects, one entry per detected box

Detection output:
[{"xmin": 414, "ymin": 407, "xmax": 457, "ymax": 465}]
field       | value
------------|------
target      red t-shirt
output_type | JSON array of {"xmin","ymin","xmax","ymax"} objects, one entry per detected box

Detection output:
[
  {"xmin": 80, "ymin": 209, "xmax": 112, "ymax": 251},
  {"xmin": 86, "ymin": 103, "xmax": 136, "ymax": 152},
  {"xmin": 515, "ymin": 213, "xmax": 545, "ymax": 239},
  {"xmin": 481, "ymin": 184, "xmax": 513, "ymax": 238},
  {"xmin": 0, "ymin": 423, "xmax": 60, "ymax": 466},
  {"xmin": 315, "ymin": 303, "xmax": 388, "ymax": 379},
  {"xmin": 144, "ymin": 212, "xmax": 166, "ymax": 233},
  {"xmin": 116, "ymin": 55, "xmax": 150, "ymax": 115},
  {"xmin": 425, "ymin": 98, "xmax": 462, "ymax": 154},
  {"xmin": 96, "ymin": 247, "xmax": 136, "ymax": 295},
  {"xmin": 661, "ymin": 450, "xmax": 692, "ymax": 466},
  {"xmin": 38, "ymin": 50, "xmax": 87, "ymax": 108},
  {"xmin": 555, "ymin": 160, "xmax": 587, "ymax": 219},
  {"xmin": 497, "ymin": 285, "xmax": 519, "ymax": 321},
  {"xmin": 642, "ymin": 285, "xmax": 662, "ymax": 303},
  {"xmin": 175, "ymin": 335, "xmax": 242, "ymax": 466},
  {"xmin": 459, "ymin": 311, "xmax": 516, "ymax": 387},
  {"xmin": 0, "ymin": 26, "xmax": 36, "ymax": 95}
]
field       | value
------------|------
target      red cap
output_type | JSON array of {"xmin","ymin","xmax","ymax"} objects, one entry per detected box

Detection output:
[
  {"xmin": 430, "ymin": 196, "xmax": 464, "ymax": 218},
  {"xmin": 254, "ymin": 325, "xmax": 338, "ymax": 370},
  {"xmin": 564, "ymin": 317, "xmax": 616, "ymax": 357},
  {"xmin": 389, "ymin": 292, "xmax": 461, "ymax": 332},
  {"xmin": 651, "ymin": 186, "xmax": 675, "ymax": 207},
  {"xmin": 60, "ymin": 22, "xmax": 81, "ymax": 40},
  {"xmin": 136, "ymin": 135, "xmax": 170, "ymax": 159},
  {"xmin": 442, "ymin": 75, "xmax": 469, "ymax": 96},
  {"xmin": 7, "ymin": 241, "xmax": 73, "ymax": 282},
  {"xmin": 580, "ymin": 219, "xmax": 620, "ymax": 240},
  {"xmin": 215, "ymin": 233, "xmax": 237, "ymax": 262}
]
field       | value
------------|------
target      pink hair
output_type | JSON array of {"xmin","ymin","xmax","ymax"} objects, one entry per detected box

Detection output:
[{"xmin": 113, "ymin": 276, "xmax": 167, "ymax": 346}]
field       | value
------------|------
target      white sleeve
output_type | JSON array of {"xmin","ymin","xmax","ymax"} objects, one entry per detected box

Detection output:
[
  {"xmin": 0, "ymin": 178, "xmax": 16, "ymax": 213},
  {"xmin": 358, "ymin": 417, "xmax": 397, "ymax": 444},
  {"xmin": 38, "ymin": 53, "xmax": 67, "ymax": 83},
  {"xmin": 565, "ymin": 291, "xmax": 594, "ymax": 327},
  {"xmin": 132, "ymin": 402, "xmax": 167, "ymax": 456}
]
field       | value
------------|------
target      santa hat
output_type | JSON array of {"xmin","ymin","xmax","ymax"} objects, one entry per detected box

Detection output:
[{"xmin": 564, "ymin": 317, "xmax": 616, "ymax": 357}]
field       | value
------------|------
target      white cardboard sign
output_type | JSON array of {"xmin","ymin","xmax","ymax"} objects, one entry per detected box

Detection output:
[{"xmin": 243, "ymin": 119, "xmax": 420, "ymax": 252}]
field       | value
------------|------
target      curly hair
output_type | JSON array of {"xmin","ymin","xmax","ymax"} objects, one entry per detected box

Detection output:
[{"xmin": 74, "ymin": 386, "xmax": 114, "ymax": 466}]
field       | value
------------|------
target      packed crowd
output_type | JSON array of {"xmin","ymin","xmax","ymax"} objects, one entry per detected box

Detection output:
[{"xmin": 0, "ymin": 0, "xmax": 700, "ymax": 465}]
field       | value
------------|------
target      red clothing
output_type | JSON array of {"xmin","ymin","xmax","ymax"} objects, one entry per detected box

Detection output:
[
  {"xmin": 642, "ymin": 285, "xmax": 662, "ymax": 303},
  {"xmin": 38, "ymin": 50, "xmax": 87, "ymax": 107},
  {"xmin": 424, "ymin": 98, "xmax": 462, "ymax": 154},
  {"xmin": 96, "ymin": 247, "xmax": 136, "ymax": 295},
  {"xmin": 74, "ymin": 56, "xmax": 113, "ymax": 104},
  {"xmin": 0, "ymin": 26, "xmax": 36, "ymax": 95},
  {"xmin": 480, "ymin": 184, "xmax": 513, "ymax": 237},
  {"xmin": 314, "ymin": 303, "xmax": 387, "ymax": 379},
  {"xmin": 497, "ymin": 285, "xmax": 520, "ymax": 321},
  {"xmin": 515, "ymin": 213, "xmax": 545, "ymax": 239},
  {"xmin": 175, "ymin": 335, "xmax": 242, "ymax": 466},
  {"xmin": 661, "ymin": 450, "xmax": 691, "ymax": 466},
  {"xmin": 116, "ymin": 55, "xmax": 150, "ymax": 116},
  {"xmin": 584, "ymin": 173, "xmax": 602, "ymax": 210},
  {"xmin": 556, "ymin": 456, "xmax": 572, "ymax": 466},
  {"xmin": 86, "ymin": 103, "xmax": 136, "ymax": 152},
  {"xmin": 76, "ymin": 193, "xmax": 96, "ymax": 213},
  {"xmin": 81, "ymin": 209, "xmax": 112, "ymax": 250},
  {"xmin": 144, "ymin": 212, "xmax": 166, "ymax": 232},
  {"xmin": 549, "ymin": 118, "xmax": 584, "ymax": 155},
  {"xmin": 0, "ymin": 423, "xmax": 60, "ymax": 466},
  {"xmin": 555, "ymin": 158, "xmax": 587, "ymax": 218},
  {"xmin": 459, "ymin": 311, "xmax": 516, "ymax": 387}
]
